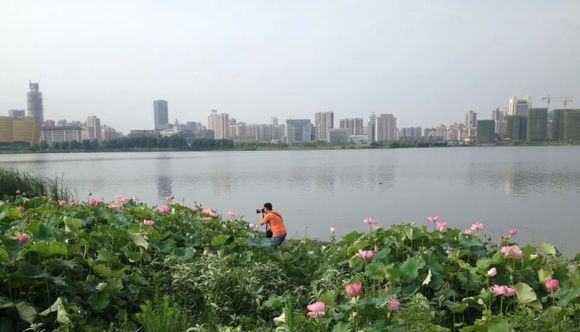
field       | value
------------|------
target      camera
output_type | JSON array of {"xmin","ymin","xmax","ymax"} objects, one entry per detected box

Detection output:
[{"xmin": 256, "ymin": 208, "xmax": 265, "ymax": 214}]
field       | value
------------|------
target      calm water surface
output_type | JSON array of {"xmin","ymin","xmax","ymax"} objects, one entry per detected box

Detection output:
[{"xmin": 1, "ymin": 146, "xmax": 579, "ymax": 255}]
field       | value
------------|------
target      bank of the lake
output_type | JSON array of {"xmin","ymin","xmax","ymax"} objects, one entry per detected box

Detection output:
[{"xmin": 0, "ymin": 194, "xmax": 578, "ymax": 331}]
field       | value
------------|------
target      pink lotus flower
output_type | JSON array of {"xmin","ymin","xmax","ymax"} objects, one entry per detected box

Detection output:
[
  {"xmin": 508, "ymin": 228, "xmax": 518, "ymax": 236},
  {"xmin": 426, "ymin": 215, "xmax": 440, "ymax": 223},
  {"xmin": 500, "ymin": 245, "xmax": 524, "ymax": 257},
  {"xmin": 164, "ymin": 195, "xmax": 174, "ymax": 202},
  {"xmin": 491, "ymin": 285, "xmax": 517, "ymax": 296},
  {"xmin": 107, "ymin": 203, "xmax": 121, "ymax": 209},
  {"xmin": 306, "ymin": 301, "xmax": 325, "ymax": 318},
  {"xmin": 363, "ymin": 218, "xmax": 378, "ymax": 225},
  {"xmin": 330, "ymin": 227, "xmax": 337, "ymax": 233},
  {"xmin": 470, "ymin": 222, "xmax": 485, "ymax": 231},
  {"xmin": 58, "ymin": 200, "xmax": 67, "ymax": 206},
  {"xmin": 545, "ymin": 278, "xmax": 559, "ymax": 292},
  {"xmin": 355, "ymin": 249, "xmax": 375, "ymax": 259},
  {"xmin": 88, "ymin": 198, "xmax": 103, "ymax": 206},
  {"xmin": 18, "ymin": 206, "xmax": 25, "ymax": 213},
  {"xmin": 486, "ymin": 267, "xmax": 497, "ymax": 277},
  {"xmin": 463, "ymin": 228, "xmax": 474, "ymax": 235},
  {"xmin": 386, "ymin": 298, "xmax": 400, "ymax": 311},
  {"xmin": 435, "ymin": 221, "xmax": 448, "ymax": 232},
  {"xmin": 227, "ymin": 210, "xmax": 237, "ymax": 219},
  {"xmin": 158, "ymin": 205, "xmax": 171, "ymax": 214},
  {"xmin": 143, "ymin": 219, "xmax": 155, "ymax": 226},
  {"xmin": 202, "ymin": 208, "xmax": 219, "ymax": 217},
  {"xmin": 248, "ymin": 223, "xmax": 258, "ymax": 229},
  {"xmin": 132, "ymin": 196, "xmax": 141, "ymax": 202},
  {"xmin": 115, "ymin": 195, "xmax": 129, "ymax": 203},
  {"xmin": 16, "ymin": 189, "xmax": 21, "ymax": 195},
  {"xmin": 18, "ymin": 233, "xmax": 29, "ymax": 242},
  {"xmin": 345, "ymin": 282, "xmax": 362, "ymax": 297}
]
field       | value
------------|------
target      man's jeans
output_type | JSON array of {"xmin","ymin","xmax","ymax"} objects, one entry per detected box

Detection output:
[{"xmin": 271, "ymin": 233, "xmax": 286, "ymax": 249}]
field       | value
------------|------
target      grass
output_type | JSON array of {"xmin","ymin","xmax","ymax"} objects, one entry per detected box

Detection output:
[{"xmin": 0, "ymin": 167, "xmax": 72, "ymax": 201}]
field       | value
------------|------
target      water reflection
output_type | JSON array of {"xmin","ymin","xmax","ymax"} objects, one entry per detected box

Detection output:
[{"xmin": 156, "ymin": 175, "xmax": 173, "ymax": 200}]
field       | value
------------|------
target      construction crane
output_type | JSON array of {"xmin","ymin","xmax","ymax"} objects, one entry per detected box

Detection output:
[{"xmin": 542, "ymin": 96, "xmax": 573, "ymax": 110}]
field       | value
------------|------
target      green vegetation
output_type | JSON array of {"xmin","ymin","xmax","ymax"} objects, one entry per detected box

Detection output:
[
  {"xmin": 0, "ymin": 192, "xmax": 578, "ymax": 331},
  {"xmin": 0, "ymin": 168, "xmax": 71, "ymax": 201}
]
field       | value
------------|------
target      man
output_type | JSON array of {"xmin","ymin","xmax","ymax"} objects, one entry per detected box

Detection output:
[{"xmin": 259, "ymin": 202, "xmax": 287, "ymax": 249}]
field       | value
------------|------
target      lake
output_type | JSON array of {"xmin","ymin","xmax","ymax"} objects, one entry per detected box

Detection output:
[{"xmin": 2, "ymin": 146, "xmax": 580, "ymax": 255}]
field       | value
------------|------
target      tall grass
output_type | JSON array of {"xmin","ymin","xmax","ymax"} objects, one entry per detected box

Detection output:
[{"xmin": 0, "ymin": 167, "xmax": 72, "ymax": 201}]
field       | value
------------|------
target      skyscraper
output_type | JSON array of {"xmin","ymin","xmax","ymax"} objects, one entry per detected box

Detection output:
[
  {"xmin": 27, "ymin": 81, "xmax": 44, "ymax": 125},
  {"xmin": 564, "ymin": 110, "xmax": 580, "ymax": 140},
  {"xmin": 375, "ymin": 114, "xmax": 397, "ymax": 141},
  {"xmin": 552, "ymin": 109, "xmax": 566, "ymax": 140},
  {"xmin": 315, "ymin": 111, "xmax": 334, "ymax": 142},
  {"xmin": 208, "ymin": 110, "xmax": 230, "ymax": 139},
  {"xmin": 491, "ymin": 108, "xmax": 506, "ymax": 136},
  {"xmin": 527, "ymin": 108, "xmax": 548, "ymax": 140},
  {"xmin": 465, "ymin": 110, "xmax": 477, "ymax": 138},
  {"xmin": 508, "ymin": 96, "xmax": 532, "ymax": 116},
  {"xmin": 367, "ymin": 113, "xmax": 377, "ymax": 142},
  {"xmin": 85, "ymin": 116, "xmax": 102, "ymax": 141},
  {"xmin": 339, "ymin": 118, "xmax": 364, "ymax": 136},
  {"xmin": 153, "ymin": 100, "xmax": 169, "ymax": 130}
]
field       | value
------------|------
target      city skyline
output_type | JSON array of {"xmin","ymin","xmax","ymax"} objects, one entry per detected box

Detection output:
[{"xmin": 1, "ymin": 1, "xmax": 579, "ymax": 133}]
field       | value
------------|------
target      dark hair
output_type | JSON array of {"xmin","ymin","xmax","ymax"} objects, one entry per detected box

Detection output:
[{"xmin": 263, "ymin": 202, "xmax": 273, "ymax": 210}]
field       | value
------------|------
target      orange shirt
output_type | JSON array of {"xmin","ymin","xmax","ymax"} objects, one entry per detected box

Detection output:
[{"xmin": 259, "ymin": 210, "xmax": 286, "ymax": 237}]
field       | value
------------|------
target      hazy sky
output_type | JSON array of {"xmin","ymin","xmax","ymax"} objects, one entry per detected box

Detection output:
[{"xmin": 1, "ymin": 0, "xmax": 579, "ymax": 133}]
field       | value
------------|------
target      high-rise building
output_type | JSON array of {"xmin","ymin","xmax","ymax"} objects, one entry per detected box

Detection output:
[
  {"xmin": 465, "ymin": 110, "xmax": 477, "ymax": 138},
  {"xmin": 8, "ymin": 109, "xmax": 25, "ymax": 117},
  {"xmin": 508, "ymin": 96, "xmax": 532, "ymax": 116},
  {"xmin": 285, "ymin": 119, "xmax": 312, "ymax": 144},
  {"xmin": 506, "ymin": 115, "xmax": 527, "ymax": 140},
  {"xmin": 368, "ymin": 113, "xmax": 377, "ymax": 142},
  {"xmin": 491, "ymin": 108, "xmax": 506, "ymax": 136},
  {"xmin": 27, "ymin": 81, "xmax": 44, "ymax": 126},
  {"xmin": 208, "ymin": 110, "xmax": 230, "ymax": 139},
  {"xmin": 339, "ymin": 118, "xmax": 364, "ymax": 136},
  {"xmin": 315, "ymin": 112, "xmax": 334, "ymax": 142},
  {"xmin": 85, "ymin": 116, "xmax": 102, "ymax": 141},
  {"xmin": 399, "ymin": 127, "xmax": 422, "ymax": 139},
  {"xmin": 527, "ymin": 108, "xmax": 548, "ymax": 140},
  {"xmin": 153, "ymin": 100, "xmax": 169, "ymax": 131},
  {"xmin": 564, "ymin": 110, "xmax": 580, "ymax": 140},
  {"xmin": 375, "ymin": 114, "xmax": 397, "ymax": 141},
  {"xmin": 476, "ymin": 120, "xmax": 495, "ymax": 144},
  {"xmin": 551, "ymin": 109, "xmax": 566, "ymax": 140}
]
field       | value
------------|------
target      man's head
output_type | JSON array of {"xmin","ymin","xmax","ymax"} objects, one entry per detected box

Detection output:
[{"xmin": 263, "ymin": 202, "xmax": 273, "ymax": 212}]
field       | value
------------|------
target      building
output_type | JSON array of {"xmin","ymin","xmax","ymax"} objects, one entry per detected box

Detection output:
[
  {"xmin": 128, "ymin": 129, "xmax": 158, "ymax": 137},
  {"xmin": 476, "ymin": 120, "xmax": 495, "ymax": 144},
  {"xmin": 8, "ymin": 109, "xmax": 25, "ymax": 117},
  {"xmin": 551, "ymin": 109, "xmax": 566, "ymax": 140},
  {"xmin": 448, "ymin": 123, "xmax": 465, "ymax": 142},
  {"xmin": 506, "ymin": 115, "xmax": 527, "ymax": 140},
  {"xmin": 102, "ymin": 125, "xmax": 123, "ymax": 141},
  {"xmin": 508, "ymin": 96, "xmax": 532, "ymax": 116},
  {"xmin": 41, "ymin": 126, "xmax": 83, "ymax": 143},
  {"xmin": 465, "ymin": 110, "xmax": 477, "ymax": 138},
  {"xmin": 564, "ymin": 110, "xmax": 580, "ymax": 140},
  {"xmin": 85, "ymin": 116, "xmax": 102, "ymax": 141},
  {"xmin": 375, "ymin": 114, "xmax": 397, "ymax": 141},
  {"xmin": 27, "ymin": 81, "xmax": 44, "ymax": 126},
  {"xmin": 491, "ymin": 108, "xmax": 506, "ymax": 136},
  {"xmin": 328, "ymin": 128, "xmax": 348, "ymax": 144},
  {"xmin": 349, "ymin": 135, "xmax": 369, "ymax": 144},
  {"xmin": 208, "ymin": 110, "xmax": 230, "ymax": 139},
  {"xmin": 285, "ymin": 119, "xmax": 312, "ymax": 144},
  {"xmin": 153, "ymin": 100, "xmax": 169, "ymax": 130},
  {"xmin": 339, "ymin": 118, "xmax": 364, "ymax": 136},
  {"xmin": 399, "ymin": 127, "xmax": 422, "ymax": 139},
  {"xmin": 527, "ymin": 108, "xmax": 548, "ymax": 140},
  {"xmin": 315, "ymin": 111, "xmax": 334, "ymax": 142},
  {"xmin": 0, "ymin": 116, "xmax": 40, "ymax": 145},
  {"xmin": 367, "ymin": 113, "xmax": 377, "ymax": 142}
]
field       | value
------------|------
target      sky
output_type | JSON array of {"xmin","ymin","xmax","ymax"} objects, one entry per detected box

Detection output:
[{"xmin": 1, "ymin": 0, "xmax": 579, "ymax": 133}]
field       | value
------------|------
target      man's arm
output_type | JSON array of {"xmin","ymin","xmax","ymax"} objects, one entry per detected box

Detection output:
[{"xmin": 259, "ymin": 213, "xmax": 270, "ymax": 225}]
